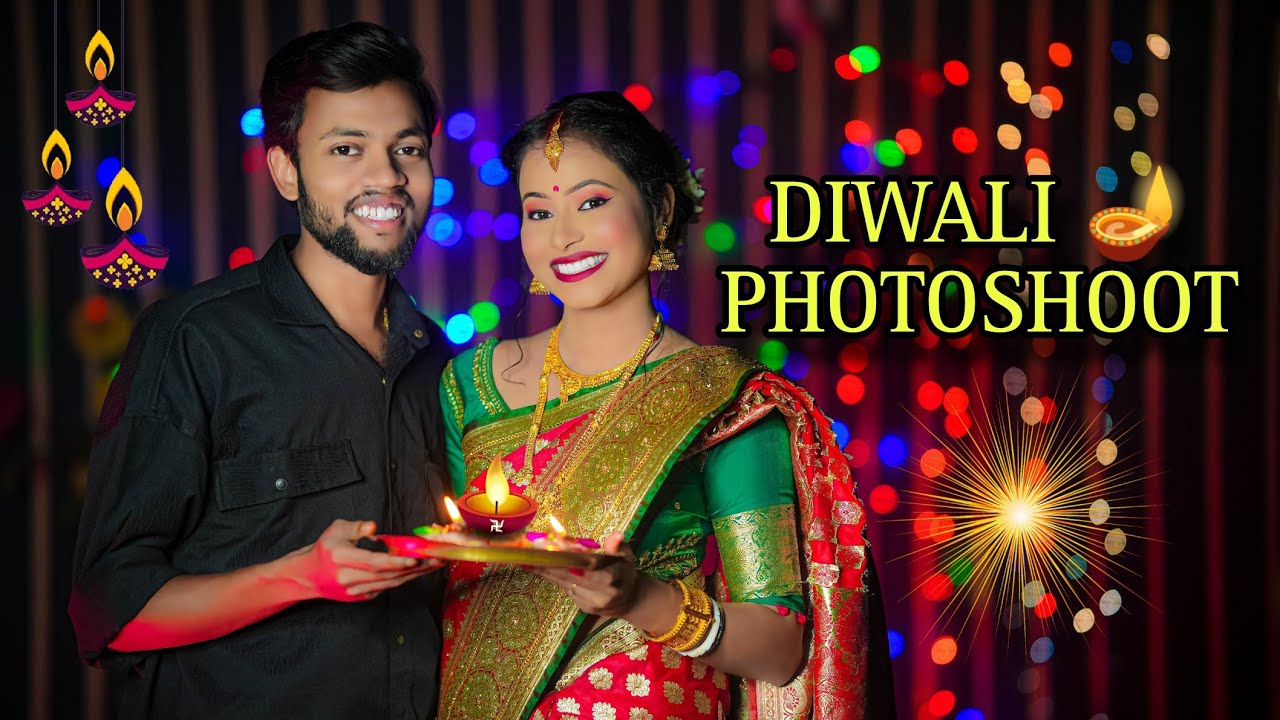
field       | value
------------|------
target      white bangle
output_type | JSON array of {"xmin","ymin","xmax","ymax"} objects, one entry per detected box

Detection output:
[{"xmin": 679, "ymin": 598, "xmax": 722, "ymax": 658}]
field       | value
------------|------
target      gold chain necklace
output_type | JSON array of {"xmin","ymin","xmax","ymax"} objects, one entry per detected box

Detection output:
[
  {"xmin": 516, "ymin": 314, "xmax": 663, "ymax": 490},
  {"xmin": 547, "ymin": 324, "xmax": 636, "ymax": 401}
]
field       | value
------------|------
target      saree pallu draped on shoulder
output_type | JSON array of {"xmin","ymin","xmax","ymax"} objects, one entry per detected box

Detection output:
[
  {"xmin": 690, "ymin": 373, "xmax": 894, "ymax": 720},
  {"xmin": 437, "ymin": 347, "xmax": 759, "ymax": 720}
]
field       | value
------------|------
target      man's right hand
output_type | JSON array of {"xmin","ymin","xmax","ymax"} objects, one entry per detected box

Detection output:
[{"xmin": 278, "ymin": 519, "xmax": 441, "ymax": 602}]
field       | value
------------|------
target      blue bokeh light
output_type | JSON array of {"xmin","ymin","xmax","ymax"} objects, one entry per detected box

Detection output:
[
  {"xmin": 877, "ymin": 434, "xmax": 907, "ymax": 467},
  {"xmin": 465, "ymin": 210, "xmax": 493, "ymax": 238},
  {"xmin": 739, "ymin": 124, "xmax": 767, "ymax": 147},
  {"xmin": 831, "ymin": 419, "xmax": 851, "ymax": 448},
  {"xmin": 432, "ymin": 177, "xmax": 454, "ymax": 207},
  {"xmin": 445, "ymin": 313, "xmax": 476, "ymax": 344},
  {"xmin": 1111, "ymin": 40, "xmax": 1134, "ymax": 64},
  {"xmin": 96, "ymin": 156, "xmax": 121, "ymax": 189},
  {"xmin": 492, "ymin": 212, "xmax": 520, "ymax": 241},
  {"xmin": 240, "ymin": 107, "xmax": 264, "ymax": 137},
  {"xmin": 731, "ymin": 143, "xmax": 760, "ymax": 169},
  {"xmin": 689, "ymin": 75, "xmax": 722, "ymax": 105},
  {"xmin": 783, "ymin": 351, "xmax": 809, "ymax": 381},
  {"xmin": 446, "ymin": 112, "xmax": 476, "ymax": 141},
  {"xmin": 426, "ymin": 213, "xmax": 462, "ymax": 247},
  {"xmin": 479, "ymin": 158, "xmax": 510, "ymax": 186},
  {"xmin": 841, "ymin": 143, "xmax": 871, "ymax": 172},
  {"xmin": 469, "ymin": 140, "xmax": 499, "ymax": 166},
  {"xmin": 1092, "ymin": 377, "xmax": 1115, "ymax": 403},
  {"xmin": 887, "ymin": 630, "xmax": 905, "ymax": 659},
  {"xmin": 715, "ymin": 70, "xmax": 741, "ymax": 95}
]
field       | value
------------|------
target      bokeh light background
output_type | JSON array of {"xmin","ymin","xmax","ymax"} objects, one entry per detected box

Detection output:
[{"xmin": 5, "ymin": 1, "xmax": 1278, "ymax": 719}]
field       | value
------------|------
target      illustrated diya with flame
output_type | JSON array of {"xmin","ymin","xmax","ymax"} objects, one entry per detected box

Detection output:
[
  {"xmin": 66, "ymin": 30, "xmax": 136, "ymax": 128},
  {"xmin": 1089, "ymin": 165, "xmax": 1174, "ymax": 262},
  {"xmin": 82, "ymin": 168, "xmax": 167, "ymax": 289},
  {"xmin": 21, "ymin": 129, "xmax": 92, "ymax": 226}
]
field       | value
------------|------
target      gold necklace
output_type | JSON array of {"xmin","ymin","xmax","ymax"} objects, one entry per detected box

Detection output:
[
  {"xmin": 516, "ymin": 314, "xmax": 662, "ymax": 489},
  {"xmin": 547, "ymin": 325, "xmax": 637, "ymax": 401}
]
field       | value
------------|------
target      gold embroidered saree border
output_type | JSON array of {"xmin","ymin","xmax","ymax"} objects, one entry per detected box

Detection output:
[
  {"xmin": 711, "ymin": 504, "xmax": 804, "ymax": 602},
  {"xmin": 442, "ymin": 359, "xmax": 465, "ymax": 434},
  {"xmin": 471, "ymin": 337, "xmax": 505, "ymax": 415},
  {"xmin": 438, "ymin": 347, "xmax": 760, "ymax": 720}
]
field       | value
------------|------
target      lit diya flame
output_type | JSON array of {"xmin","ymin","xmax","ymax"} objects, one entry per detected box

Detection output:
[
  {"xmin": 82, "ymin": 167, "xmax": 167, "ymax": 289},
  {"xmin": 86, "ymin": 29, "xmax": 115, "ymax": 81},
  {"xmin": 455, "ymin": 455, "xmax": 538, "ymax": 533},
  {"xmin": 547, "ymin": 515, "xmax": 567, "ymax": 536},
  {"xmin": 21, "ymin": 129, "xmax": 92, "ymax": 227},
  {"xmin": 106, "ymin": 167, "xmax": 143, "ymax": 232},
  {"xmin": 1089, "ymin": 165, "xmax": 1173, "ymax": 262},
  {"xmin": 66, "ymin": 30, "xmax": 136, "ymax": 128},
  {"xmin": 443, "ymin": 496, "xmax": 463, "ymax": 525}
]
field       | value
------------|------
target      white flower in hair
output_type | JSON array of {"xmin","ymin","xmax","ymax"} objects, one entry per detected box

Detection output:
[{"xmin": 680, "ymin": 157, "xmax": 706, "ymax": 218}]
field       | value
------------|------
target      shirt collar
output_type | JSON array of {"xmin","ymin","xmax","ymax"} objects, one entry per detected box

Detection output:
[{"xmin": 261, "ymin": 235, "xmax": 433, "ymax": 350}]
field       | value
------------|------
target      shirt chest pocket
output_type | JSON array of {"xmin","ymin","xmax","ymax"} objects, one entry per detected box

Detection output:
[{"xmin": 215, "ymin": 440, "xmax": 363, "ymax": 510}]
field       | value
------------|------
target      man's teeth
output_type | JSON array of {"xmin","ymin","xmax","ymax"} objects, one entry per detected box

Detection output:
[
  {"xmin": 553, "ymin": 254, "xmax": 608, "ymax": 275},
  {"xmin": 354, "ymin": 205, "xmax": 404, "ymax": 221}
]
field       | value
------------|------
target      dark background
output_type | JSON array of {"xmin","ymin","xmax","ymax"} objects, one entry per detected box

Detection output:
[{"xmin": 3, "ymin": 0, "xmax": 1276, "ymax": 718}]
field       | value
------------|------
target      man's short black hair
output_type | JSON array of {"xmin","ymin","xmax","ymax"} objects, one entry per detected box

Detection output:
[{"xmin": 259, "ymin": 21, "xmax": 439, "ymax": 157}]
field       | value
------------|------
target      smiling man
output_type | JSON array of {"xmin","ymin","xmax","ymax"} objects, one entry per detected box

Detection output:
[{"xmin": 69, "ymin": 23, "xmax": 452, "ymax": 719}]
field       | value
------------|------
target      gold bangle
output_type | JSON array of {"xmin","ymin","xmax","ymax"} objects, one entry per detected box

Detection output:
[
  {"xmin": 645, "ymin": 581, "xmax": 692, "ymax": 644},
  {"xmin": 645, "ymin": 581, "xmax": 715, "ymax": 652},
  {"xmin": 665, "ymin": 587, "xmax": 715, "ymax": 652}
]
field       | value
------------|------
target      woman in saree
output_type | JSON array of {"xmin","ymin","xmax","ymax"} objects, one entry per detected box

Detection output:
[{"xmin": 436, "ymin": 92, "xmax": 893, "ymax": 720}]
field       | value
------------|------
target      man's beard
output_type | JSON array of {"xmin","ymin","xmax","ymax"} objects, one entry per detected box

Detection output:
[{"xmin": 296, "ymin": 174, "xmax": 419, "ymax": 276}]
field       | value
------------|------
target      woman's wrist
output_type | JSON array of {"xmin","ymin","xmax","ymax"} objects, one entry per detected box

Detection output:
[{"xmin": 622, "ymin": 574, "xmax": 683, "ymax": 634}]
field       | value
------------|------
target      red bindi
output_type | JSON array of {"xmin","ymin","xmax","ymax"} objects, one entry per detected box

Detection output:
[{"xmin": 552, "ymin": 185, "xmax": 559, "ymax": 192}]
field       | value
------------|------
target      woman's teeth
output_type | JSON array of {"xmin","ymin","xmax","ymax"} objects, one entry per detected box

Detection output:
[
  {"xmin": 354, "ymin": 205, "xmax": 404, "ymax": 221},
  {"xmin": 553, "ymin": 254, "xmax": 607, "ymax": 274}
]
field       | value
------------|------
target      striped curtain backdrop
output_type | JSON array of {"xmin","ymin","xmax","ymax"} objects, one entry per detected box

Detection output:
[{"xmin": 4, "ymin": 1, "xmax": 1276, "ymax": 719}]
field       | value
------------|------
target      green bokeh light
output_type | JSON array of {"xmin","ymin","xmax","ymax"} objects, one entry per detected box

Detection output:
[{"xmin": 468, "ymin": 301, "xmax": 501, "ymax": 333}]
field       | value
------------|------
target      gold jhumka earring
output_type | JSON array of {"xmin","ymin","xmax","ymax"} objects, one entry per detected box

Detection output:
[{"xmin": 648, "ymin": 223, "xmax": 679, "ymax": 271}]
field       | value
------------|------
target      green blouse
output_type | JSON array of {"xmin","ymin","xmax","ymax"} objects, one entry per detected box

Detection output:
[{"xmin": 438, "ymin": 338, "xmax": 805, "ymax": 613}]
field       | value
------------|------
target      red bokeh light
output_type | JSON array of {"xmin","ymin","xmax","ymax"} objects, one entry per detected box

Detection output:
[
  {"xmin": 943, "ymin": 60, "xmax": 970, "ymax": 85},
  {"xmin": 917, "ymin": 381, "xmax": 944, "ymax": 410},
  {"xmin": 622, "ymin": 83, "xmax": 654, "ymax": 112}
]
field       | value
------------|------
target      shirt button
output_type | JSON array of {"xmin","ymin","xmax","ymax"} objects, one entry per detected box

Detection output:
[
  {"xmin": 413, "ymin": 329, "xmax": 424, "ymax": 339},
  {"xmin": 275, "ymin": 478, "xmax": 288, "ymax": 491},
  {"xmin": 396, "ymin": 634, "xmax": 405, "ymax": 645},
  {"xmin": 390, "ymin": 462, "xmax": 399, "ymax": 473},
  {"xmin": 381, "ymin": 376, "xmax": 387, "ymax": 385}
]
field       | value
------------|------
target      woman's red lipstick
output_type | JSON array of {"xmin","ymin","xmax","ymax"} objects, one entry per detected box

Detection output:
[{"xmin": 550, "ymin": 251, "xmax": 609, "ymax": 283}]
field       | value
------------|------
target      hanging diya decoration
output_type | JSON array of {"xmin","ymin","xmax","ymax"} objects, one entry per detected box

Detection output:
[
  {"xmin": 81, "ymin": 167, "xmax": 168, "ymax": 289},
  {"xmin": 66, "ymin": 30, "xmax": 136, "ymax": 127},
  {"xmin": 1089, "ymin": 165, "xmax": 1174, "ymax": 262},
  {"xmin": 21, "ymin": 129, "xmax": 92, "ymax": 226}
]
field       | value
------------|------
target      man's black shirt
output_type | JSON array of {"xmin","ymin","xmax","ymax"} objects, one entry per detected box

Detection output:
[{"xmin": 69, "ymin": 235, "xmax": 452, "ymax": 719}]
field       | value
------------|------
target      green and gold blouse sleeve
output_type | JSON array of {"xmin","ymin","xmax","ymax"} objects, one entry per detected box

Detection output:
[
  {"xmin": 704, "ymin": 411, "xmax": 806, "ymax": 613},
  {"xmin": 438, "ymin": 357, "xmax": 470, "ymax": 496}
]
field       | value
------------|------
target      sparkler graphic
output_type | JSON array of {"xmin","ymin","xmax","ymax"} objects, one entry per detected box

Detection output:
[{"xmin": 900, "ymin": 378, "xmax": 1153, "ymax": 643}]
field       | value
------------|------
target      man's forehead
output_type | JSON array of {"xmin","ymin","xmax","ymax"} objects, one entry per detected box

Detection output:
[{"xmin": 299, "ymin": 83, "xmax": 425, "ymax": 139}]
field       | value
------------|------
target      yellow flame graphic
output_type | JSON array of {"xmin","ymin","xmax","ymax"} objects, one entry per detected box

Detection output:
[
  {"xmin": 1144, "ymin": 166, "xmax": 1172, "ymax": 225},
  {"xmin": 84, "ymin": 30, "xmax": 115, "ymax": 81},
  {"xmin": 41, "ymin": 129, "xmax": 71, "ymax": 180},
  {"xmin": 106, "ymin": 168, "xmax": 142, "ymax": 231}
]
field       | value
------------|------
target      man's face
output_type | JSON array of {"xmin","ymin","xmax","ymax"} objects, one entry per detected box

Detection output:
[{"xmin": 283, "ymin": 81, "xmax": 434, "ymax": 275}]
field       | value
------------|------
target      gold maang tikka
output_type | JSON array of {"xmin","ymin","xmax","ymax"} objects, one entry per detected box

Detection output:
[{"xmin": 544, "ymin": 113, "xmax": 565, "ymax": 171}]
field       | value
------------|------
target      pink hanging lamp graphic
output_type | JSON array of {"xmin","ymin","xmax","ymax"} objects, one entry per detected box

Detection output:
[
  {"xmin": 81, "ymin": 167, "xmax": 167, "ymax": 289},
  {"xmin": 21, "ymin": 129, "xmax": 92, "ymax": 226},
  {"xmin": 66, "ymin": 30, "xmax": 136, "ymax": 127}
]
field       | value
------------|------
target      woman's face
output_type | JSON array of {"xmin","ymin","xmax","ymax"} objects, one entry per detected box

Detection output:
[{"xmin": 518, "ymin": 139, "xmax": 653, "ymax": 310}]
